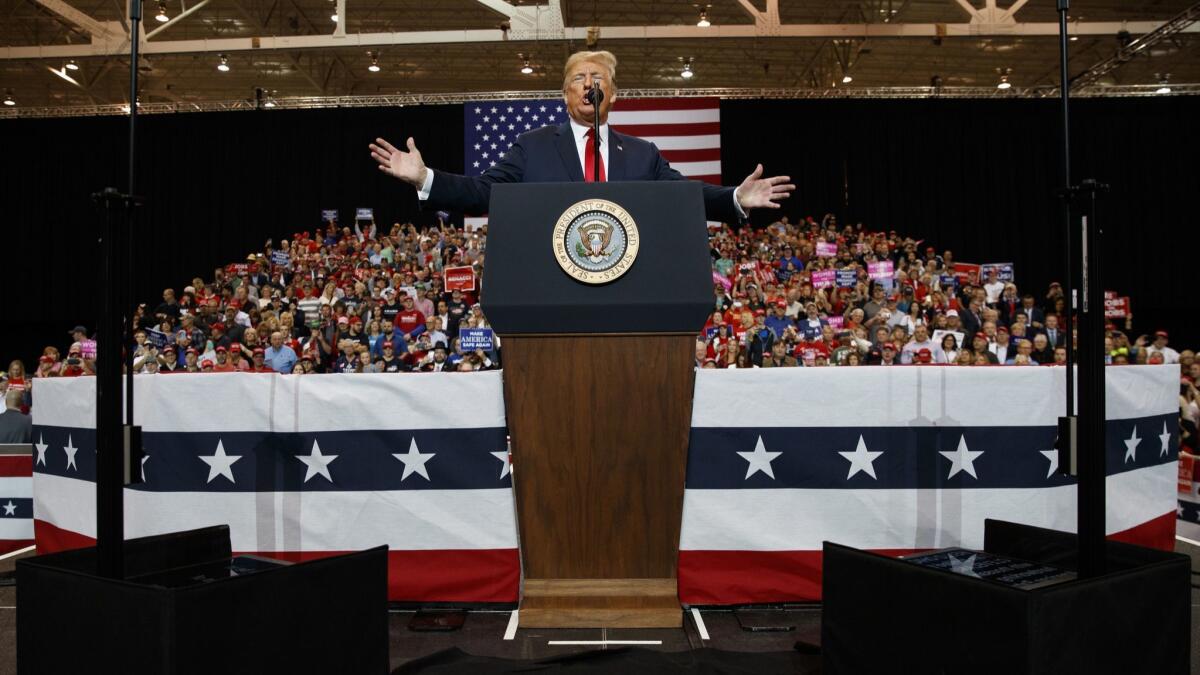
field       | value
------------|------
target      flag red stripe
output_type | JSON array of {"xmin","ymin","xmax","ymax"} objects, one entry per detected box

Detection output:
[
  {"xmin": 33, "ymin": 519, "xmax": 520, "ymax": 603},
  {"xmin": 612, "ymin": 98, "xmax": 719, "ymax": 111},
  {"xmin": 0, "ymin": 540, "xmax": 32, "ymax": 556},
  {"xmin": 610, "ymin": 122, "xmax": 721, "ymax": 137},
  {"xmin": 0, "ymin": 456, "xmax": 31, "ymax": 477},
  {"xmin": 659, "ymin": 148, "xmax": 722, "ymax": 163},
  {"xmin": 679, "ymin": 512, "xmax": 1177, "ymax": 605}
]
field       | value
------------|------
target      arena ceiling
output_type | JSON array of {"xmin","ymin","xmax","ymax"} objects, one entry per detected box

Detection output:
[{"xmin": 1, "ymin": 0, "xmax": 1198, "ymax": 113}]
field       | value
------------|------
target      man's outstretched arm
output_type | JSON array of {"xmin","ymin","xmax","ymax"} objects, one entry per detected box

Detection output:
[{"xmin": 370, "ymin": 136, "xmax": 525, "ymax": 215}]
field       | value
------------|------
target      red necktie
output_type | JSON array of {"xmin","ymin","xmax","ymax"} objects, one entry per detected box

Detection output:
[{"xmin": 584, "ymin": 128, "xmax": 606, "ymax": 182}]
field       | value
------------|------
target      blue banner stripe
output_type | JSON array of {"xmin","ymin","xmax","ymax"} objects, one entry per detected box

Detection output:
[
  {"xmin": 31, "ymin": 426, "xmax": 510, "ymax": 492},
  {"xmin": 1179, "ymin": 498, "xmax": 1200, "ymax": 524},
  {"xmin": 686, "ymin": 414, "xmax": 1177, "ymax": 490},
  {"xmin": 0, "ymin": 497, "xmax": 32, "ymax": 519}
]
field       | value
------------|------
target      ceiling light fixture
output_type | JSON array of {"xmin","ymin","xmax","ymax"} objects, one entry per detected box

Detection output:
[
  {"xmin": 521, "ymin": 58, "xmax": 534, "ymax": 75},
  {"xmin": 65, "ymin": 59, "xmax": 79, "ymax": 71},
  {"xmin": 263, "ymin": 96, "xmax": 277, "ymax": 108},
  {"xmin": 842, "ymin": 74, "xmax": 853, "ymax": 84},
  {"xmin": 680, "ymin": 58, "xmax": 695, "ymax": 79},
  {"xmin": 155, "ymin": 1, "xmax": 169, "ymax": 22},
  {"xmin": 2, "ymin": 90, "xmax": 15, "ymax": 106},
  {"xmin": 696, "ymin": 4, "xmax": 711, "ymax": 27},
  {"xmin": 1156, "ymin": 73, "xmax": 1171, "ymax": 94},
  {"xmin": 217, "ymin": 54, "xmax": 230, "ymax": 72},
  {"xmin": 330, "ymin": 10, "xmax": 338, "ymax": 22},
  {"xmin": 996, "ymin": 67, "xmax": 1012, "ymax": 90},
  {"xmin": 367, "ymin": 52, "xmax": 380, "ymax": 73}
]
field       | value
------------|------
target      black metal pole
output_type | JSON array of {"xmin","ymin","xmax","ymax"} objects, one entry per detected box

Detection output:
[
  {"xmin": 125, "ymin": 0, "xmax": 139, "ymax": 427},
  {"xmin": 1076, "ymin": 180, "xmax": 1107, "ymax": 578},
  {"xmin": 96, "ymin": 0, "xmax": 144, "ymax": 580},
  {"xmin": 1058, "ymin": 0, "xmax": 1075, "ymax": 415}
]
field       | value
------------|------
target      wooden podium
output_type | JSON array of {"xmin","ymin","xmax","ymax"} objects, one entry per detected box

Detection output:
[{"xmin": 482, "ymin": 182, "xmax": 713, "ymax": 628}]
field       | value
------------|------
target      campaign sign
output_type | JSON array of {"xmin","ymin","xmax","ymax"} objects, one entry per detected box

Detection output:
[
  {"xmin": 444, "ymin": 266, "xmax": 476, "ymax": 292},
  {"xmin": 981, "ymin": 262, "xmax": 1015, "ymax": 282},
  {"xmin": 932, "ymin": 330, "xmax": 966, "ymax": 350},
  {"xmin": 835, "ymin": 269, "xmax": 858, "ymax": 288},
  {"xmin": 321, "ymin": 209, "xmax": 338, "ymax": 223},
  {"xmin": 271, "ymin": 251, "xmax": 290, "ymax": 267},
  {"xmin": 79, "ymin": 339, "xmax": 97, "ymax": 359},
  {"xmin": 1104, "ymin": 295, "xmax": 1131, "ymax": 319},
  {"xmin": 228, "ymin": 263, "xmax": 249, "ymax": 276},
  {"xmin": 939, "ymin": 274, "xmax": 958, "ymax": 289},
  {"xmin": 826, "ymin": 315, "xmax": 845, "ymax": 330},
  {"xmin": 460, "ymin": 328, "xmax": 494, "ymax": 351},
  {"xmin": 1104, "ymin": 290, "xmax": 1117, "ymax": 301},
  {"xmin": 816, "ymin": 241, "xmax": 838, "ymax": 258},
  {"xmin": 145, "ymin": 329, "xmax": 170, "ymax": 349},
  {"xmin": 355, "ymin": 208, "xmax": 374, "ymax": 221},
  {"xmin": 868, "ymin": 260, "xmax": 894, "ymax": 281},
  {"xmin": 953, "ymin": 262, "xmax": 981, "ymax": 285},
  {"xmin": 811, "ymin": 270, "xmax": 836, "ymax": 289}
]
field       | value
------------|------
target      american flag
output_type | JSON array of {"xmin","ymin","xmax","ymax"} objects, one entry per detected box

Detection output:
[
  {"xmin": 32, "ymin": 374, "xmax": 519, "ymax": 603},
  {"xmin": 0, "ymin": 448, "xmax": 33, "ymax": 556},
  {"xmin": 678, "ymin": 366, "xmax": 1178, "ymax": 604},
  {"xmin": 463, "ymin": 97, "xmax": 722, "ymax": 227}
]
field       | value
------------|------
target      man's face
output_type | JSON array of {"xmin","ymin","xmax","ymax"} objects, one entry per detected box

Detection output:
[
  {"xmin": 270, "ymin": 333, "xmax": 283, "ymax": 349},
  {"xmin": 914, "ymin": 326, "xmax": 929, "ymax": 342},
  {"xmin": 563, "ymin": 59, "xmax": 615, "ymax": 125},
  {"xmin": 1046, "ymin": 315, "xmax": 1058, "ymax": 330}
]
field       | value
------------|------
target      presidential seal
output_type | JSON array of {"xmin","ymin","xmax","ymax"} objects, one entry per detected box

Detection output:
[{"xmin": 551, "ymin": 199, "xmax": 640, "ymax": 284}]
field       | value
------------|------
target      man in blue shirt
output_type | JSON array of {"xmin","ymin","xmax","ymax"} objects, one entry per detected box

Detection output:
[
  {"xmin": 764, "ymin": 301, "xmax": 793, "ymax": 340},
  {"xmin": 264, "ymin": 331, "xmax": 298, "ymax": 374}
]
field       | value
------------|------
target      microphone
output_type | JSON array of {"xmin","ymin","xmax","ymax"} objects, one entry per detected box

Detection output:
[{"xmin": 584, "ymin": 85, "xmax": 604, "ymax": 106}]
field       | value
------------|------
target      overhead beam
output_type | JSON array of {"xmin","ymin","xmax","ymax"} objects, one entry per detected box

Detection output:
[
  {"xmin": 737, "ymin": 0, "xmax": 781, "ymax": 35},
  {"xmin": 2, "ymin": 20, "xmax": 1197, "ymax": 60},
  {"xmin": 32, "ymin": 0, "xmax": 120, "ymax": 40},
  {"xmin": 144, "ymin": 0, "xmax": 211, "ymax": 40}
]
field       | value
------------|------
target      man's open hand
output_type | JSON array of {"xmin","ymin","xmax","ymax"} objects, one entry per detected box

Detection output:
[
  {"xmin": 736, "ymin": 164, "xmax": 795, "ymax": 210},
  {"xmin": 370, "ymin": 137, "xmax": 428, "ymax": 188}
]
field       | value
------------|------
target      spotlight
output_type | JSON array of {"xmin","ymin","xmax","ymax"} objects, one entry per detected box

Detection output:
[
  {"xmin": 1069, "ymin": 35, "xmax": 1078, "ymax": 42},
  {"xmin": 263, "ymin": 96, "xmax": 277, "ymax": 108},
  {"xmin": 217, "ymin": 54, "xmax": 230, "ymax": 72},
  {"xmin": 681, "ymin": 64, "xmax": 694, "ymax": 78},
  {"xmin": 695, "ymin": 4, "xmax": 711, "ymax": 27},
  {"xmin": 155, "ymin": 1, "xmax": 169, "ymax": 22},
  {"xmin": 331, "ymin": 11, "xmax": 338, "ymax": 22},
  {"xmin": 842, "ymin": 74, "xmax": 853, "ymax": 84},
  {"xmin": 367, "ymin": 52, "xmax": 380, "ymax": 73},
  {"xmin": 65, "ymin": 59, "xmax": 79, "ymax": 71},
  {"xmin": 2, "ymin": 90, "xmax": 14, "ymax": 106},
  {"xmin": 521, "ymin": 58, "xmax": 533, "ymax": 75},
  {"xmin": 996, "ymin": 67, "xmax": 1011, "ymax": 90}
]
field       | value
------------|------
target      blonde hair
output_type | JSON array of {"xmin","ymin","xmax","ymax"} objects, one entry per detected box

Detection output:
[{"xmin": 562, "ymin": 51, "xmax": 617, "ymax": 91}]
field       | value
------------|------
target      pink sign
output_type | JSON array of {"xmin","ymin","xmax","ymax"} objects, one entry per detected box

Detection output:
[
  {"xmin": 826, "ymin": 316, "xmax": 845, "ymax": 329},
  {"xmin": 811, "ymin": 270, "xmax": 836, "ymax": 289},
  {"xmin": 816, "ymin": 242, "xmax": 838, "ymax": 258},
  {"xmin": 868, "ymin": 260, "xmax": 894, "ymax": 281}
]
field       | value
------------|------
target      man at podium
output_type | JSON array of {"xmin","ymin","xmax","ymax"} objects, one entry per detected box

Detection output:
[{"xmin": 370, "ymin": 50, "xmax": 793, "ymax": 223}]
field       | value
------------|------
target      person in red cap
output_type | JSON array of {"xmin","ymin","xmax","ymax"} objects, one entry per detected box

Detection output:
[
  {"xmin": 199, "ymin": 359, "xmax": 215, "ymax": 372},
  {"xmin": 183, "ymin": 347, "xmax": 201, "ymax": 372},
  {"xmin": 212, "ymin": 346, "xmax": 237, "ymax": 372},
  {"xmin": 157, "ymin": 345, "xmax": 183, "ymax": 373},
  {"xmin": 914, "ymin": 347, "xmax": 933, "ymax": 365},
  {"xmin": 251, "ymin": 348, "xmax": 274, "ymax": 373},
  {"xmin": 971, "ymin": 332, "xmax": 999, "ymax": 364},
  {"xmin": 1147, "ymin": 330, "xmax": 1180, "ymax": 364},
  {"xmin": 878, "ymin": 342, "xmax": 900, "ymax": 366}
]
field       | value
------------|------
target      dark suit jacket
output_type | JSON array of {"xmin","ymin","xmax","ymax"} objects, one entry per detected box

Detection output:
[{"xmin": 426, "ymin": 122, "xmax": 741, "ymax": 223}]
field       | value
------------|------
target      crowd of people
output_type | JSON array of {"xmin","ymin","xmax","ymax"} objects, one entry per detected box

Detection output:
[{"xmin": 0, "ymin": 213, "xmax": 1194, "ymax": 452}]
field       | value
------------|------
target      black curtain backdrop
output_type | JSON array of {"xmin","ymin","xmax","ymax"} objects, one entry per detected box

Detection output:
[{"xmin": 1, "ymin": 96, "xmax": 1196, "ymax": 367}]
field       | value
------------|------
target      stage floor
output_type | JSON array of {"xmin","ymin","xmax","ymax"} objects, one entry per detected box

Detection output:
[{"xmin": 1, "ymin": 542, "xmax": 1198, "ymax": 674}]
